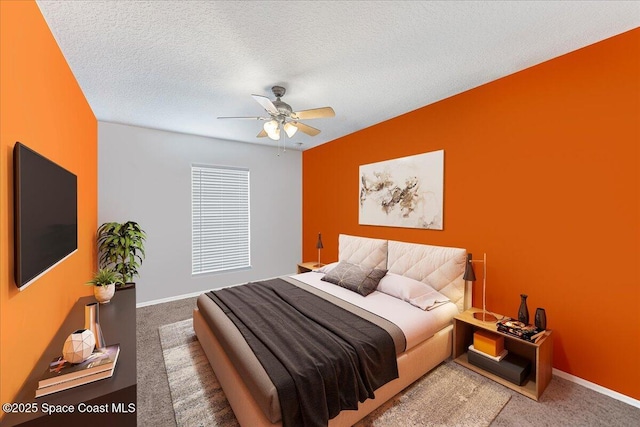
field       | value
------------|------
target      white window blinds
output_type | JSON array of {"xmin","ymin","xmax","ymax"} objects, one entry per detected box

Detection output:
[{"xmin": 192, "ymin": 165, "xmax": 250, "ymax": 275}]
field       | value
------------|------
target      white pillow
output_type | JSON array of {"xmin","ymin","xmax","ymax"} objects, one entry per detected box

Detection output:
[
  {"xmin": 377, "ymin": 273, "xmax": 450, "ymax": 311},
  {"xmin": 316, "ymin": 262, "xmax": 339, "ymax": 274}
]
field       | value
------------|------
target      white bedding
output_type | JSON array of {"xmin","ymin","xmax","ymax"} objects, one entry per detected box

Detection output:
[{"xmin": 291, "ymin": 271, "xmax": 459, "ymax": 351}]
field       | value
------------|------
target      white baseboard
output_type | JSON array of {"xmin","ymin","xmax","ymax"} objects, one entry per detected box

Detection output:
[
  {"xmin": 553, "ymin": 368, "xmax": 640, "ymax": 409},
  {"xmin": 136, "ymin": 274, "xmax": 292, "ymax": 308},
  {"xmin": 136, "ymin": 289, "xmax": 204, "ymax": 308}
]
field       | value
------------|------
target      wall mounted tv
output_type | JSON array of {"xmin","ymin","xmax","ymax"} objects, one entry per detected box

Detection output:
[{"xmin": 14, "ymin": 142, "xmax": 77, "ymax": 290}]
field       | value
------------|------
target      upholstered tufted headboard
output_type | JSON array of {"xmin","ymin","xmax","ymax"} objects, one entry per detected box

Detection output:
[
  {"xmin": 337, "ymin": 234, "xmax": 470, "ymax": 313},
  {"xmin": 338, "ymin": 234, "xmax": 388, "ymax": 270},
  {"xmin": 387, "ymin": 240, "xmax": 469, "ymax": 313}
]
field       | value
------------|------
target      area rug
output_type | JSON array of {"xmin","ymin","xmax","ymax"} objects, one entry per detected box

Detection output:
[{"xmin": 159, "ymin": 319, "xmax": 511, "ymax": 427}]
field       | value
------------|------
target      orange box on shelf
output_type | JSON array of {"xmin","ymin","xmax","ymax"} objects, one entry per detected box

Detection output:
[{"xmin": 473, "ymin": 330, "xmax": 505, "ymax": 357}]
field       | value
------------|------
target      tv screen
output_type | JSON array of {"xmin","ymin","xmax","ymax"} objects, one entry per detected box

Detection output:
[{"xmin": 14, "ymin": 142, "xmax": 77, "ymax": 290}]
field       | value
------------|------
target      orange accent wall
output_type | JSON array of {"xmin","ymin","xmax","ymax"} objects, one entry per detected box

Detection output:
[
  {"xmin": 303, "ymin": 29, "xmax": 639, "ymax": 399},
  {"xmin": 0, "ymin": 0, "xmax": 97, "ymax": 409}
]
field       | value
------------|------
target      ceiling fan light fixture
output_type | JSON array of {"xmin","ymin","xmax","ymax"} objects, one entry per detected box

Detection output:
[
  {"xmin": 220, "ymin": 86, "xmax": 334, "ymax": 143},
  {"xmin": 284, "ymin": 122, "xmax": 298, "ymax": 138},
  {"xmin": 263, "ymin": 120, "xmax": 280, "ymax": 140}
]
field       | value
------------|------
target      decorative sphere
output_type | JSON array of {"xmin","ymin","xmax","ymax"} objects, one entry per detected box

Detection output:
[{"xmin": 62, "ymin": 329, "xmax": 96, "ymax": 363}]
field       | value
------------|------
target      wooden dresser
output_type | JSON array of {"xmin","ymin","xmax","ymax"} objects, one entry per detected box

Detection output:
[{"xmin": 3, "ymin": 288, "xmax": 137, "ymax": 426}]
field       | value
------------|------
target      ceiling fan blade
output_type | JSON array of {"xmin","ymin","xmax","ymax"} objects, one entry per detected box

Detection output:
[
  {"xmin": 217, "ymin": 116, "xmax": 268, "ymax": 120},
  {"xmin": 292, "ymin": 107, "xmax": 335, "ymax": 120},
  {"xmin": 292, "ymin": 121, "xmax": 321, "ymax": 137},
  {"xmin": 256, "ymin": 129, "xmax": 268, "ymax": 138},
  {"xmin": 251, "ymin": 94, "xmax": 279, "ymax": 115}
]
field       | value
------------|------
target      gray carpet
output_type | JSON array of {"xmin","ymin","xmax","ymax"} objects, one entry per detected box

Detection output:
[
  {"xmin": 353, "ymin": 363, "xmax": 509, "ymax": 427},
  {"xmin": 159, "ymin": 319, "xmax": 238, "ymax": 427},
  {"xmin": 137, "ymin": 297, "xmax": 640, "ymax": 427},
  {"xmin": 159, "ymin": 319, "xmax": 511, "ymax": 427}
]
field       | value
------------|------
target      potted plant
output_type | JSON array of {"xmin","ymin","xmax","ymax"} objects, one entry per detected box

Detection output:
[
  {"xmin": 97, "ymin": 221, "xmax": 146, "ymax": 289},
  {"xmin": 86, "ymin": 268, "xmax": 122, "ymax": 303}
]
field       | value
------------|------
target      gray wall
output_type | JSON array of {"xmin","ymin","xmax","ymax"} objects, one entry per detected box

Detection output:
[{"xmin": 98, "ymin": 122, "xmax": 302, "ymax": 304}]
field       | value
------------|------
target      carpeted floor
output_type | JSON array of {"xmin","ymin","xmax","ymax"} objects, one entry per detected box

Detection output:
[
  {"xmin": 159, "ymin": 319, "xmax": 511, "ymax": 427},
  {"xmin": 137, "ymin": 297, "xmax": 640, "ymax": 427},
  {"xmin": 159, "ymin": 319, "xmax": 238, "ymax": 427}
]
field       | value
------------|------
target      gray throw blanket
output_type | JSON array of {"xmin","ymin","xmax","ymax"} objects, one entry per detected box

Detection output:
[{"xmin": 207, "ymin": 278, "xmax": 398, "ymax": 427}]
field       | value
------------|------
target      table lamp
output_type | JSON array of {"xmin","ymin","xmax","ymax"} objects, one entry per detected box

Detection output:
[
  {"xmin": 463, "ymin": 253, "xmax": 497, "ymax": 322},
  {"xmin": 314, "ymin": 233, "xmax": 324, "ymax": 267}
]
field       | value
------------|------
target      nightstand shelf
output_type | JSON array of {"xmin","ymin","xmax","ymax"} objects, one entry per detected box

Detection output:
[
  {"xmin": 453, "ymin": 308, "xmax": 553, "ymax": 401},
  {"xmin": 297, "ymin": 261, "xmax": 324, "ymax": 274}
]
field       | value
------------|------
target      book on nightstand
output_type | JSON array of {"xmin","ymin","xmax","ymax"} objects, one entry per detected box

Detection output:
[
  {"xmin": 35, "ymin": 366, "xmax": 117, "ymax": 397},
  {"xmin": 496, "ymin": 318, "xmax": 541, "ymax": 341},
  {"xmin": 468, "ymin": 344, "xmax": 508, "ymax": 362},
  {"xmin": 35, "ymin": 344, "xmax": 120, "ymax": 397}
]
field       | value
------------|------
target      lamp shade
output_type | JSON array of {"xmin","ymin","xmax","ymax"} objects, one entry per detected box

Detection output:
[
  {"xmin": 263, "ymin": 120, "xmax": 280, "ymax": 140},
  {"xmin": 316, "ymin": 233, "xmax": 323, "ymax": 249},
  {"xmin": 463, "ymin": 253, "xmax": 476, "ymax": 281},
  {"xmin": 284, "ymin": 122, "xmax": 298, "ymax": 138}
]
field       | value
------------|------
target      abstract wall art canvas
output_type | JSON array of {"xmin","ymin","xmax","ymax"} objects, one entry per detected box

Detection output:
[{"xmin": 359, "ymin": 150, "xmax": 444, "ymax": 230}]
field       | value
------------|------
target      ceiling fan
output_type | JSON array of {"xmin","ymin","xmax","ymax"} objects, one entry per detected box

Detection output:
[{"xmin": 218, "ymin": 86, "xmax": 335, "ymax": 141}]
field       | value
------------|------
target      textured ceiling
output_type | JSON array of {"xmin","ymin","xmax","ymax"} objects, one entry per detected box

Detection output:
[{"xmin": 36, "ymin": 1, "xmax": 639, "ymax": 150}]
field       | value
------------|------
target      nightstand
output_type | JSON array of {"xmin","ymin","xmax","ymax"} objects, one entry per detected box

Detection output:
[
  {"xmin": 297, "ymin": 261, "xmax": 324, "ymax": 273},
  {"xmin": 453, "ymin": 307, "xmax": 553, "ymax": 401}
]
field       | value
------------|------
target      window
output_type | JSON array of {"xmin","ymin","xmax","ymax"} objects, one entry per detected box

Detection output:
[{"xmin": 192, "ymin": 165, "xmax": 250, "ymax": 275}]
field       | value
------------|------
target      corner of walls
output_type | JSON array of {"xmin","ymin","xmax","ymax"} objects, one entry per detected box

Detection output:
[
  {"xmin": 302, "ymin": 28, "xmax": 640, "ymax": 400},
  {"xmin": 98, "ymin": 122, "xmax": 302, "ymax": 304},
  {"xmin": 0, "ymin": 0, "xmax": 97, "ymax": 407}
]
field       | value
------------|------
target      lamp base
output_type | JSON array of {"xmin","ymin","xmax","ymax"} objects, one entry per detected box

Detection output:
[{"xmin": 473, "ymin": 311, "xmax": 498, "ymax": 323}]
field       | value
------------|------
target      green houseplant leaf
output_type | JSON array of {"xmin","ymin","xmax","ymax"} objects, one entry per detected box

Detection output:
[
  {"xmin": 86, "ymin": 268, "xmax": 123, "ymax": 287},
  {"xmin": 97, "ymin": 221, "xmax": 147, "ymax": 284}
]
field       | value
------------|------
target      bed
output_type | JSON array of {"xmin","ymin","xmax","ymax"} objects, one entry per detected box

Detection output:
[{"xmin": 193, "ymin": 234, "xmax": 471, "ymax": 426}]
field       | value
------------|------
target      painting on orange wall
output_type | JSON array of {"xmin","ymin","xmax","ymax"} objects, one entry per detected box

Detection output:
[{"xmin": 359, "ymin": 149, "xmax": 444, "ymax": 230}]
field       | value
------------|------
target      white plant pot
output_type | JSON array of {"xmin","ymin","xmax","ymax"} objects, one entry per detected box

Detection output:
[{"xmin": 94, "ymin": 283, "xmax": 115, "ymax": 304}]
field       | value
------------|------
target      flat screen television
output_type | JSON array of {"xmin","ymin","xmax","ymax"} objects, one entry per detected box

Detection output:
[{"xmin": 14, "ymin": 142, "xmax": 77, "ymax": 290}]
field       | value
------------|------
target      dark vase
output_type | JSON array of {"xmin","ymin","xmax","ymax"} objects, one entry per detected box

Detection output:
[
  {"xmin": 518, "ymin": 294, "xmax": 529, "ymax": 325},
  {"xmin": 535, "ymin": 308, "xmax": 547, "ymax": 330}
]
